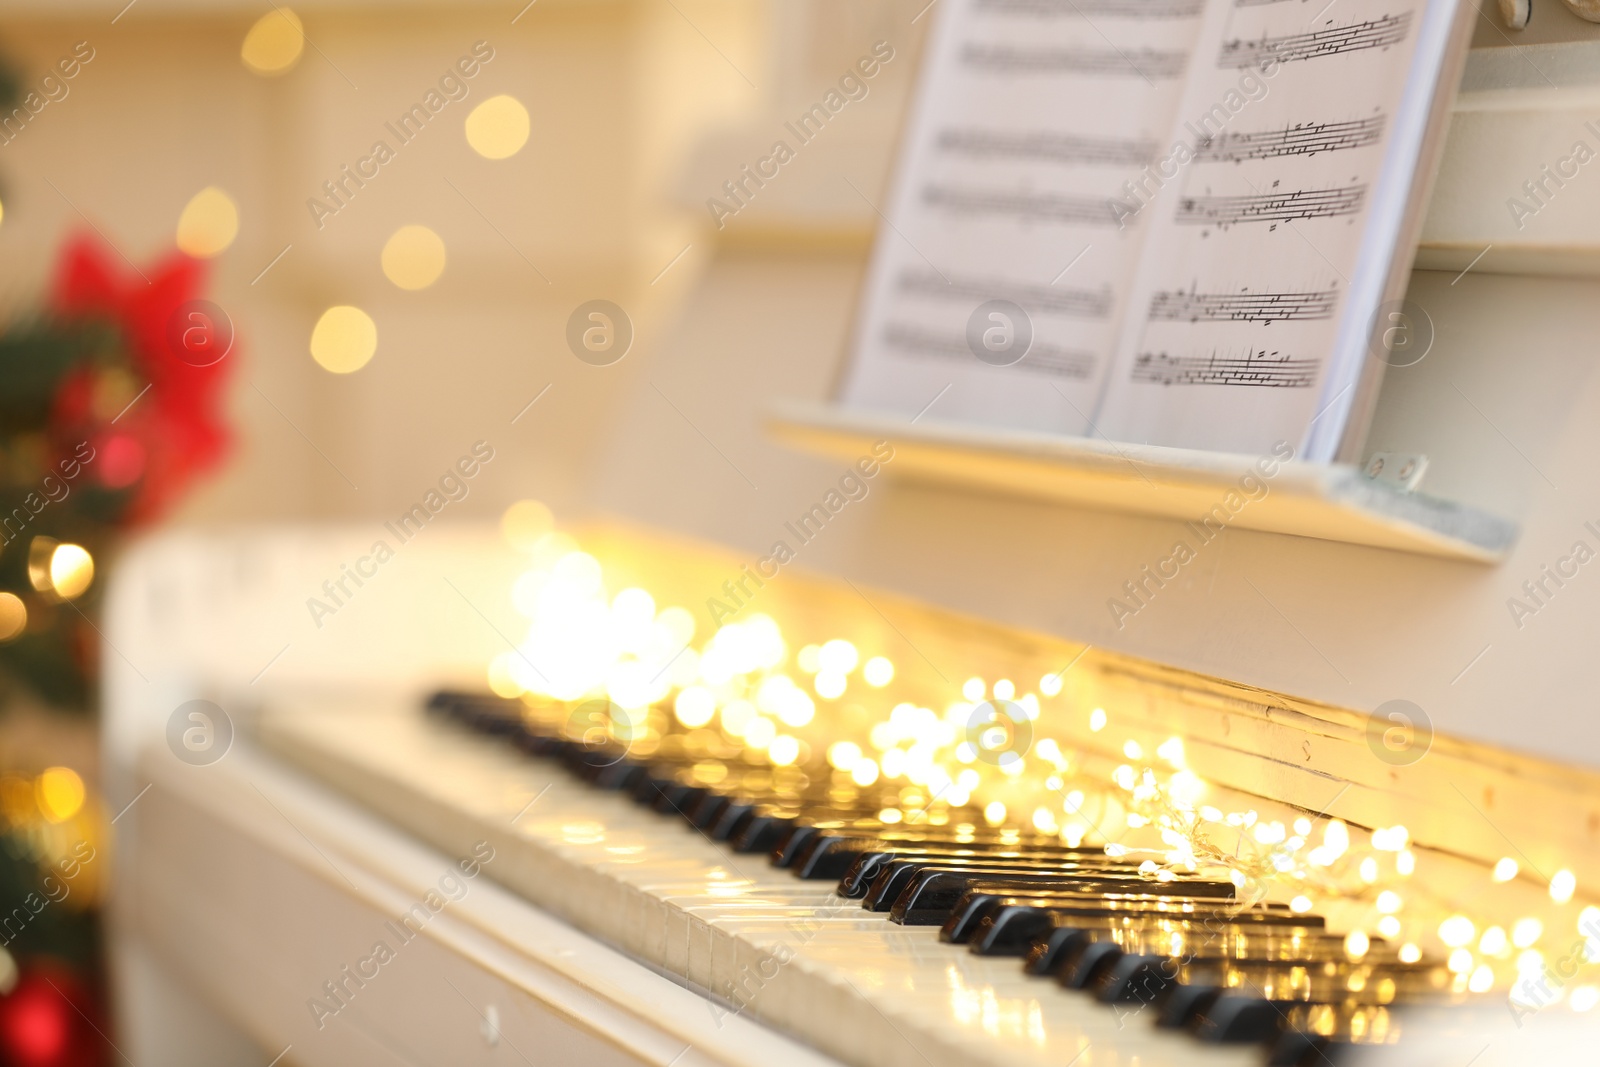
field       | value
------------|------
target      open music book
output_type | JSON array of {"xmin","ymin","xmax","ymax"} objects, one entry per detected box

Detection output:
[{"xmin": 837, "ymin": 0, "xmax": 1473, "ymax": 463}]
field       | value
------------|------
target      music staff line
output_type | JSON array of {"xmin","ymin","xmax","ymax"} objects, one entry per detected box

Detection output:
[
  {"xmin": 1193, "ymin": 115, "xmax": 1385, "ymax": 164},
  {"xmin": 1175, "ymin": 183, "xmax": 1366, "ymax": 226},
  {"xmin": 963, "ymin": 43, "xmax": 1189, "ymax": 80},
  {"xmin": 1218, "ymin": 13, "xmax": 1412, "ymax": 69},
  {"xmin": 923, "ymin": 184, "xmax": 1128, "ymax": 226},
  {"xmin": 938, "ymin": 128, "xmax": 1158, "ymax": 168},
  {"xmin": 1131, "ymin": 347, "xmax": 1318, "ymax": 387},
  {"xmin": 896, "ymin": 269, "xmax": 1114, "ymax": 320},
  {"xmin": 883, "ymin": 323, "xmax": 1097, "ymax": 379},
  {"xmin": 1148, "ymin": 285, "xmax": 1337, "ymax": 323}
]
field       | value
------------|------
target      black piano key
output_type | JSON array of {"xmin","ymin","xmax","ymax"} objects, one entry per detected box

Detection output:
[
  {"xmin": 1095, "ymin": 953, "xmax": 1177, "ymax": 1005},
  {"xmin": 1025, "ymin": 926, "xmax": 1094, "ymax": 976},
  {"xmin": 1060, "ymin": 939, "xmax": 1126, "ymax": 989},
  {"xmin": 861, "ymin": 856, "xmax": 1142, "ymax": 912},
  {"xmin": 651, "ymin": 783, "xmax": 706, "ymax": 815},
  {"xmin": 825, "ymin": 840, "xmax": 1099, "ymax": 888},
  {"xmin": 887, "ymin": 867, "xmax": 1236, "ymax": 924},
  {"xmin": 1268, "ymin": 1032, "xmax": 1342, "ymax": 1067},
  {"xmin": 710, "ymin": 800, "xmax": 757, "ymax": 840},
  {"xmin": 1159, "ymin": 983, "xmax": 1224, "ymax": 1027},
  {"xmin": 1189, "ymin": 994, "xmax": 1283, "ymax": 1043},
  {"xmin": 799, "ymin": 833, "xmax": 1079, "ymax": 882},
  {"xmin": 771, "ymin": 824, "xmax": 826, "ymax": 867},
  {"xmin": 730, "ymin": 812, "xmax": 797, "ymax": 853},
  {"xmin": 688, "ymin": 792, "xmax": 732, "ymax": 829}
]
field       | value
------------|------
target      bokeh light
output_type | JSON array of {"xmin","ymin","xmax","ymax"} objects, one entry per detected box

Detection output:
[
  {"xmin": 381, "ymin": 225, "xmax": 447, "ymax": 290},
  {"xmin": 241, "ymin": 8, "xmax": 306, "ymax": 75},
  {"xmin": 310, "ymin": 306, "xmax": 377, "ymax": 373},
  {"xmin": 175, "ymin": 187, "xmax": 239, "ymax": 258},
  {"xmin": 35, "ymin": 768, "xmax": 84, "ymax": 823},
  {"xmin": 465, "ymin": 95, "xmax": 530, "ymax": 159},
  {"xmin": 0, "ymin": 595, "xmax": 24, "ymax": 642}
]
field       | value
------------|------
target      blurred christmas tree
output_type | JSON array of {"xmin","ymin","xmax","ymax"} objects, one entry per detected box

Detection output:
[{"xmin": 0, "ymin": 45, "xmax": 235, "ymax": 1064}]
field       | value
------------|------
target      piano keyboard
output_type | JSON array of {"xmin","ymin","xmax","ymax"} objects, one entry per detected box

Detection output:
[{"xmin": 260, "ymin": 690, "xmax": 1497, "ymax": 1067}]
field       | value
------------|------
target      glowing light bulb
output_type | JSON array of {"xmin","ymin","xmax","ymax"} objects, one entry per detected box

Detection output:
[
  {"xmin": 1551, "ymin": 869, "xmax": 1577, "ymax": 903},
  {"xmin": 1493, "ymin": 857, "xmax": 1519, "ymax": 883},
  {"xmin": 850, "ymin": 759, "xmax": 879, "ymax": 787},
  {"xmin": 818, "ymin": 639, "xmax": 858, "ymax": 675},
  {"xmin": 1344, "ymin": 931, "xmax": 1370, "ymax": 959},
  {"xmin": 863, "ymin": 656, "xmax": 894, "ymax": 687},
  {"xmin": 1040, "ymin": 673, "xmax": 1062, "ymax": 697},
  {"xmin": 1290, "ymin": 895, "xmax": 1313, "ymax": 913},
  {"xmin": 1123, "ymin": 740, "xmax": 1142, "ymax": 759},
  {"xmin": 993, "ymin": 679, "xmax": 1015, "ymax": 700},
  {"xmin": 1439, "ymin": 916, "xmax": 1475, "ymax": 949},
  {"xmin": 1398, "ymin": 943, "xmax": 1421, "ymax": 963},
  {"xmin": 1572, "ymin": 986, "xmax": 1600, "ymax": 1012},
  {"xmin": 1377, "ymin": 916, "xmax": 1401, "ymax": 938},
  {"xmin": 0, "ymin": 594, "xmax": 24, "ymax": 642},
  {"xmin": 814, "ymin": 671, "xmax": 846, "ymax": 700},
  {"xmin": 1375, "ymin": 891, "xmax": 1402, "ymax": 914},
  {"xmin": 36, "ymin": 767, "xmax": 84, "ymax": 823},
  {"xmin": 827, "ymin": 741, "xmax": 862, "ymax": 772},
  {"xmin": 1479, "ymin": 927, "xmax": 1508, "ymax": 956},
  {"xmin": 1089, "ymin": 708, "xmax": 1107, "ymax": 732},
  {"xmin": 1468, "ymin": 965, "xmax": 1495, "ymax": 993},
  {"xmin": 962, "ymin": 677, "xmax": 985, "ymax": 701},
  {"xmin": 768, "ymin": 736, "xmax": 800, "ymax": 766},
  {"xmin": 984, "ymin": 801, "xmax": 1006, "ymax": 826},
  {"xmin": 674, "ymin": 687, "xmax": 716, "ymax": 728},
  {"xmin": 1512, "ymin": 917, "xmax": 1543, "ymax": 949}
]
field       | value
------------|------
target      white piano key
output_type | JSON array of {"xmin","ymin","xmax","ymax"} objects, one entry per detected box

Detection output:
[{"xmin": 261, "ymin": 700, "xmax": 1273, "ymax": 1067}]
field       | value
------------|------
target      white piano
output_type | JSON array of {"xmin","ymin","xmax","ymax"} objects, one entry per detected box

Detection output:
[{"xmin": 99, "ymin": 7, "xmax": 1600, "ymax": 1067}]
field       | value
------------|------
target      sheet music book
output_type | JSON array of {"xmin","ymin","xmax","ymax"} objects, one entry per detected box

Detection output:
[{"xmin": 837, "ymin": 0, "xmax": 1472, "ymax": 463}]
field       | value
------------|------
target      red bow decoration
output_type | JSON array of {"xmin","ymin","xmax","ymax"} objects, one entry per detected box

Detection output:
[{"xmin": 46, "ymin": 234, "xmax": 234, "ymax": 524}]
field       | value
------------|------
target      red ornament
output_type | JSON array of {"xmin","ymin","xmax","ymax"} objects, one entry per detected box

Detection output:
[
  {"xmin": 47, "ymin": 233, "xmax": 235, "ymax": 525},
  {"xmin": 0, "ymin": 965, "xmax": 104, "ymax": 1067}
]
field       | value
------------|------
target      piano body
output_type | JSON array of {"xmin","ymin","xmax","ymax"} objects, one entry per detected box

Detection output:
[{"xmin": 100, "ymin": 9, "xmax": 1600, "ymax": 1067}]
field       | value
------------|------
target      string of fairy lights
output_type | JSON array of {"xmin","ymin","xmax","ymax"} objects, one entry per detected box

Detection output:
[{"xmin": 487, "ymin": 502, "xmax": 1600, "ymax": 1011}]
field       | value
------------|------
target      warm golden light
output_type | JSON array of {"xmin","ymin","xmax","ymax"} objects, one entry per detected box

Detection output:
[
  {"xmin": 310, "ymin": 306, "xmax": 377, "ymax": 373},
  {"xmin": 381, "ymin": 225, "xmax": 447, "ymax": 290},
  {"xmin": 241, "ymin": 8, "xmax": 305, "ymax": 75},
  {"xmin": 0, "ymin": 595, "xmax": 24, "ymax": 642},
  {"xmin": 1551, "ymin": 869, "xmax": 1577, "ymax": 903},
  {"xmin": 36, "ymin": 767, "xmax": 84, "ymax": 823},
  {"xmin": 176, "ymin": 187, "xmax": 239, "ymax": 258},
  {"xmin": 465, "ymin": 95, "xmax": 530, "ymax": 159},
  {"xmin": 31, "ymin": 541, "xmax": 94, "ymax": 601},
  {"xmin": 501, "ymin": 500, "xmax": 555, "ymax": 550}
]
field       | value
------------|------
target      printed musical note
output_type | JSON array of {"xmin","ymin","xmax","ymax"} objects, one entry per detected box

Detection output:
[
  {"xmin": 939, "ymin": 128, "xmax": 1158, "ymax": 167},
  {"xmin": 1148, "ymin": 284, "xmax": 1337, "ymax": 323},
  {"xmin": 1131, "ymin": 347, "xmax": 1318, "ymax": 387},
  {"xmin": 976, "ymin": 0, "xmax": 1205, "ymax": 18},
  {"xmin": 1175, "ymin": 184, "xmax": 1366, "ymax": 226},
  {"xmin": 897, "ymin": 270, "xmax": 1114, "ymax": 320},
  {"xmin": 884, "ymin": 323, "xmax": 1098, "ymax": 379},
  {"xmin": 923, "ymin": 184, "xmax": 1125, "ymax": 226},
  {"xmin": 964, "ymin": 43, "xmax": 1189, "ymax": 80},
  {"xmin": 1218, "ymin": 14, "xmax": 1411, "ymax": 68},
  {"xmin": 1194, "ymin": 116, "xmax": 1385, "ymax": 163}
]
